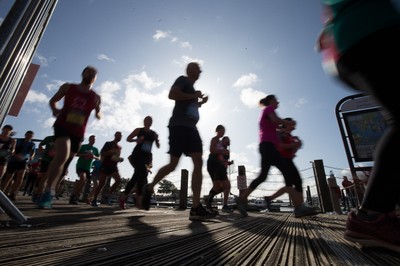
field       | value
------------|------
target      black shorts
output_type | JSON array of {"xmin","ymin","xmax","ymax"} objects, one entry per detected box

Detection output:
[
  {"xmin": 207, "ymin": 156, "xmax": 227, "ymax": 181},
  {"xmin": 53, "ymin": 125, "xmax": 83, "ymax": 153},
  {"xmin": 168, "ymin": 126, "xmax": 202, "ymax": 157},
  {"xmin": 76, "ymin": 167, "xmax": 91, "ymax": 178},
  {"xmin": 6, "ymin": 161, "xmax": 27, "ymax": 174},
  {"xmin": 40, "ymin": 160, "xmax": 51, "ymax": 173},
  {"xmin": 100, "ymin": 165, "xmax": 119, "ymax": 175}
]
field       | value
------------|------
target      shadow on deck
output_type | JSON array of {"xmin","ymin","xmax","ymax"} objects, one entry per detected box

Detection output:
[{"xmin": 1, "ymin": 196, "xmax": 400, "ymax": 266}]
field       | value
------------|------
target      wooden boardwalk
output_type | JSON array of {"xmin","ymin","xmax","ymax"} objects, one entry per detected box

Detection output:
[{"xmin": 1, "ymin": 196, "xmax": 400, "ymax": 266}]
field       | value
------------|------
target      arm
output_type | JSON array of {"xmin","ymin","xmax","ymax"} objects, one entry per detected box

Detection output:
[
  {"xmin": 9, "ymin": 138, "xmax": 16, "ymax": 156},
  {"xmin": 126, "ymin": 128, "xmax": 141, "ymax": 143},
  {"xmin": 29, "ymin": 145, "xmax": 36, "ymax": 162},
  {"xmin": 94, "ymin": 94, "xmax": 101, "ymax": 120},
  {"xmin": 267, "ymin": 111, "xmax": 295, "ymax": 128},
  {"xmin": 154, "ymin": 132, "xmax": 160, "ymax": 148},
  {"xmin": 49, "ymin": 83, "xmax": 70, "ymax": 117},
  {"xmin": 209, "ymin": 137, "xmax": 220, "ymax": 154},
  {"xmin": 168, "ymin": 86, "xmax": 202, "ymax": 101}
]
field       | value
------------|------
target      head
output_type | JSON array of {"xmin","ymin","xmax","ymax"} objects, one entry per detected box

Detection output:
[
  {"xmin": 25, "ymin": 130, "xmax": 34, "ymax": 140},
  {"xmin": 215, "ymin": 124, "xmax": 225, "ymax": 137},
  {"xmin": 81, "ymin": 66, "xmax": 98, "ymax": 86},
  {"xmin": 281, "ymin": 117, "xmax": 296, "ymax": 132},
  {"xmin": 186, "ymin": 62, "xmax": 202, "ymax": 82},
  {"xmin": 1, "ymin": 124, "xmax": 13, "ymax": 136},
  {"xmin": 88, "ymin": 135, "xmax": 96, "ymax": 145},
  {"xmin": 222, "ymin": 136, "xmax": 230, "ymax": 147},
  {"xmin": 259, "ymin": 94, "xmax": 279, "ymax": 108},
  {"xmin": 114, "ymin": 131, "xmax": 122, "ymax": 142},
  {"xmin": 143, "ymin": 116, "xmax": 153, "ymax": 128}
]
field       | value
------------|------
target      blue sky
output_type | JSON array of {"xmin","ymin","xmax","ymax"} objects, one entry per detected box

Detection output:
[{"xmin": 0, "ymin": 0, "xmax": 370, "ymax": 200}]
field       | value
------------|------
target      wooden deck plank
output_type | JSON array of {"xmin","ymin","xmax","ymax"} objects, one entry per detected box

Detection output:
[{"xmin": 1, "ymin": 197, "xmax": 400, "ymax": 265}]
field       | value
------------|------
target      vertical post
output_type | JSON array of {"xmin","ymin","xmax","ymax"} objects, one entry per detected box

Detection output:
[
  {"xmin": 306, "ymin": 186, "xmax": 312, "ymax": 205},
  {"xmin": 312, "ymin": 159, "xmax": 333, "ymax": 213},
  {"xmin": 327, "ymin": 174, "xmax": 342, "ymax": 214},
  {"xmin": 179, "ymin": 169, "xmax": 188, "ymax": 210},
  {"xmin": 237, "ymin": 165, "xmax": 247, "ymax": 197}
]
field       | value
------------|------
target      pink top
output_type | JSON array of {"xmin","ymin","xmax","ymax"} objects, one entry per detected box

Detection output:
[{"xmin": 259, "ymin": 105, "xmax": 279, "ymax": 145}]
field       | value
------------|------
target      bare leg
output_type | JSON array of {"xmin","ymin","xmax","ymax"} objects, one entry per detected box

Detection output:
[
  {"xmin": 45, "ymin": 137, "xmax": 72, "ymax": 194},
  {"xmin": 190, "ymin": 152, "xmax": 203, "ymax": 208}
]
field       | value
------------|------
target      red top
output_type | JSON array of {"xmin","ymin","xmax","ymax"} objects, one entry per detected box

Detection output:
[{"xmin": 54, "ymin": 84, "xmax": 99, "ymax": 138}]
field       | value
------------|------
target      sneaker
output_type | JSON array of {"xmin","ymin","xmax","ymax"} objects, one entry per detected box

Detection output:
[
  {"xmin": 69, "ymin": 195, "xmax": 79, "ymax": 205},
  {"xmin": 119, "ymin": 195, "xmax": 127, "ymax": 210},
  {"xmin": 344, "ymin": 211, "xmax": 400, "ymax": 253},
  {"xmin": 38, "ymin": 191, "xmax": 52, "ymax": 209},
  {"xmin": 91, "ymin": 199, "xmax": 99, "ymax": 207},
  {"xmin": 141, "ymin": 184, "xmax": 153, "ymax": 211},
  {"xmin": 100, "ymin": 196, "xmax": 111, "ymax": 205},
  {"xmin": 189, "ymin": 204, "xmax": 217, "ymax": 221},
  {"xmin": 235, "ymin": 196, "xmax": 248, "ymax": 217},
  {"xmin": 222, "ymin": 205, "xmax": 233, "ymax": 213},
  {"xmin": 206, "ymin": 206, "xmax": 219, "ymax": 215},
  {"xmin": 264, "ymin": 196, "xmax": 272, "ymax": 211},
  {"xmin": 294, "ymin": 204, "xmax": 317, "ymax": 218}
]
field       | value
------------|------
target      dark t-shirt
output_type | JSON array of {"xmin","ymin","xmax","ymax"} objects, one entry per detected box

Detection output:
[
  {"xmin": 100, "ymin": 141, "xmax": 121, "ymax": 168},
  {"xmin": 168, "ymin": 75, "xmax": 199, "ymax": 128}
]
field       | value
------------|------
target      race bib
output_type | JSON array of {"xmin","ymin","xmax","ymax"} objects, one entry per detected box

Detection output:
[
  {"xmin": 141, "ymin": 142, "xmax": 152, "ymax": 153},
  {"xmin": 66, "ymin": 111, "xmax": 85, "ymax": 125}
]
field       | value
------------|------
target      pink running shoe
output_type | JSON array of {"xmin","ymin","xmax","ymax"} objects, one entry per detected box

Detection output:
[{"xmin": 344, "ymin": 211, "xmax": 400, "ymax": 253}]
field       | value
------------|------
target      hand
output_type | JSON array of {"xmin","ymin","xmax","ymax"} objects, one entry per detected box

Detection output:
[{"xmin": 201, "ymin": 94, "xmax": 209, "ymax": 104}]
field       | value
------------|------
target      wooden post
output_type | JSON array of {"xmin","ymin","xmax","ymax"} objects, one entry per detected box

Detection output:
[
  {"xmin": 327, "ymin": 176, "xmax": 342, "ymax": 214},
  {"xmin": 179, "ymin": 169, "xmax": 188, "ymax": 210},
  {"xmin": 312, "ymin": 159, "xmax": 333, "ymax": 213},
  {"xmin": 237, "ymin": 165, "xmax": 247, "ymax": 197}
]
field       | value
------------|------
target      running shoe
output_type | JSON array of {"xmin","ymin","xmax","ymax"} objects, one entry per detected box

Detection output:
[
  {"xmin": 32, "ymin": 193, "xmax": 40, "ymax": 203},
  {"xmin": 38, "ymin": 191, "xmax": 52, "ymax": 209},
  {"xmin": 264, "ymin": 196, "xmax": 272, "ymax": 211},
  {"xmin": 222, "ymin": 205, "xmax": 233, "ymax": 213},
  {"xmin": 91, "ymin": 199, "xmax": 99, "ymax": 207},
  {"xmin": 294, "ymin": 204, "xmax": 317, "ymax": 218},
  {"xmin": 69, "ymin": 195, "xmax": 79, "ymax": 205},
  {"xmin": 235, "ymin": 196, "xmax": 248, "ymax": 217},
  {"xmin": 189, "ymin": 204, "xmax": 217, "ymax": 221},
  {"xmin": 206, "ymin": 206, "xmax": 219, "ymax": 215},
  {"xmin": 344, "ymin": 211, "xmax": 400, "ymax": 253},
  {"xmin": 141, "ymin": 184, "xmax": 153, "ymax": 211}
]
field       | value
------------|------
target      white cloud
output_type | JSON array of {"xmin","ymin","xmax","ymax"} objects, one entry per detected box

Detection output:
[
  {"xmin": 233, "ymin": 73, "xmax": 259, "ymax": 88},
  {"xmin": 294, "ymin": 97, "xmax": 307, "ymax": 108},
  {"xmin": 123, "ymin": 71, "xmax": 163, "ymax": 90},
  {"xmin": 153, "ymin": 30, "xmax": 170, "ymax": 41},
  {"xmin": 46, "ymin": 80, "xmax": 64, "ymax": 92},
  {"xmin": 43, "ymin": 117, "xmax": 55, "ymax": 129},
  {"xmin": 97, "ymin": 54, "xmax": 115, "ymax": 63},
  {"xmin": 34, "ymin": 53, "xmax": 56, "ymax": 67},
  {"xmin": 180, "ymin": 41, "xmax": 192, "ymax": 50},
  {"xmin": 240, "ymin": 88, "xmax": 266, "ymax": 108},
  {"xmin": 26, "ymin": 90, "xmax": 48, "ymax": 103},
  {"xmin": 172, "ymin": 55, "xmax": 204, "ymax": 68},
  {"xmin": 89, "ymin": 71, "xmax": 169, "ymax": 134}
]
